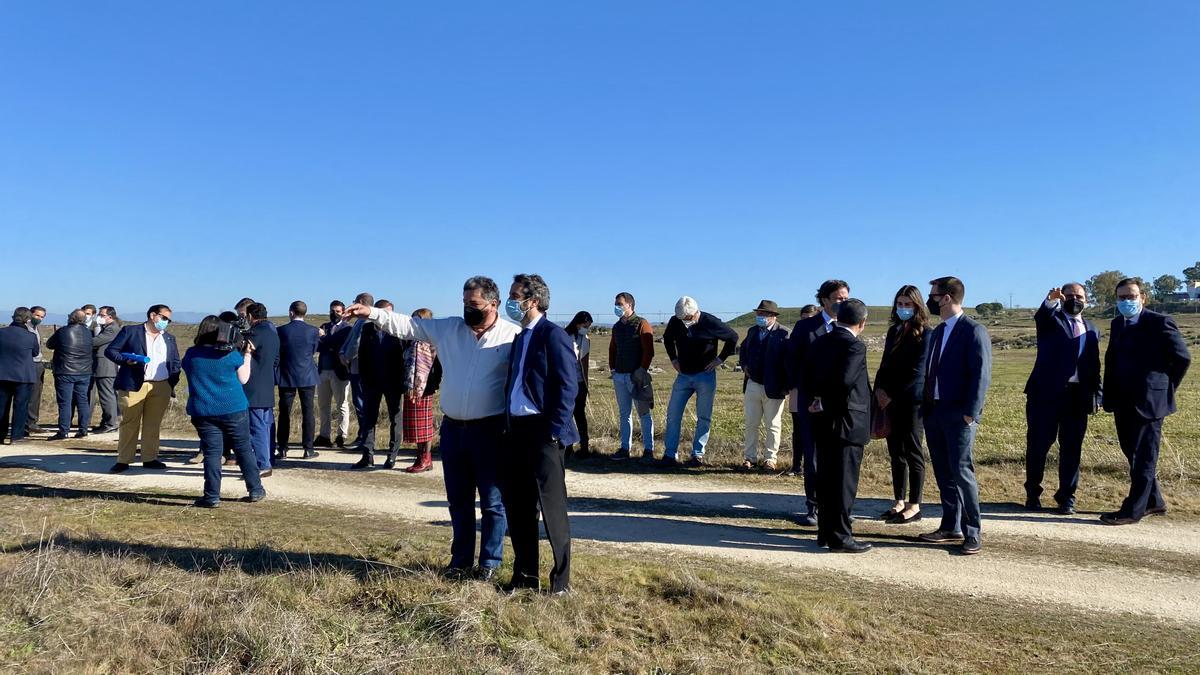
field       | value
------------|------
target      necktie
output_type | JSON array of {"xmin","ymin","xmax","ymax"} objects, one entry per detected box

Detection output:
[
  {"xmin": 1070, "ymin": 318, "xmax": 1084, "ymax": 339},
  {"xmin": 923, "ymin": 324, "xmax": 944, "ymax": 403}
]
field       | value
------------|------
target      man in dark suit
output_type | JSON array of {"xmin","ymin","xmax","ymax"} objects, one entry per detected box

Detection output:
[
  {"xmin": 105, "ymin": 304, "xmax": 182, "ymax": 473},
  {"xmin": 315, "ymin": 300, "xmax": 351, "ymax": 448},
  {"xmin": 804, "ymin": 299, "xmax": 873, "ymax": 553},
  {"xmin": 277, "ymin": 300, "xmax": 321, "ymax": 459},
  {"xmin": 0, "ymin": 307, "xmax": 41, "ymax": 445},
  {"xmin": 915, "ymin": 276, "xmax": 992, "ymax": 555},
  {"xmin": 738, "ymin": 300, "xmax": 790, "ymax": 471},
  {"xmin": 1100, "ymin": 278, "xmax": 1191, "ymax": 525},
  {"xmin": 89, "ymin": 306, "xmax": 121, "ymax": 433},
  {"xmin": 1024, "ymin": 284, "xmax": 1102, "ymax": 515},
  {"xmin": 501, "ymin": 274, "xmax": 579, "ymax": 594},
  {"xmin": 786, "ymin": 280, "xmax": 850, "ymax": 525},
  {"xmin": 242, "ymin": 303, "xmax": 281, "ymax": 473},
  {"xmin": 352, "ymin": 299, "xmax": 408, "ymax": 469},
  {"xmin": 46, "ymin": 309, "xmax": 94, "ymax": 440},
  {"xmin": 24, "ymin": 306, "xmax": 47, "ymax": 433}
]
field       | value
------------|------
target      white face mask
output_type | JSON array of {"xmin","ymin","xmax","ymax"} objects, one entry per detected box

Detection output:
[{"xmin": 579, "ymin": 327, "xmax": 589, "ymax": 335}]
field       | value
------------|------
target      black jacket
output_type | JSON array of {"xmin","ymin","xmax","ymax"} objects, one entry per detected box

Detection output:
[
  {"xmin": 1103, "ymin": 309, "xmax": 1191, "ymax": 419},
  {"xmin": 47, "ymin": 323, "xmax": 94, "ymax": 376},
  {"xmin": 738, "ymin": 324, "xmax": 791, "ymax": 399},
  {"xmin": 662, "ymin": 312, "xmax": 738, "ymax": 375},
  {"xmin": 358, "ymin": 323, "xmax": 406, "ymax": 388},
  {"xmin": 243, "ymin": 321, "xmax": 280, "ymax": 409},
  {"xmin": 787, "ymin": 312, "xmax": 834, "ymax": 395},
  {"xmin": 318, "ymin": 321, "xmax": 352, "ymax": 380},
  {"xmin": 875, "ymin": 323, "xmax": 927, "ymax": 404},
  {"xmin": 804, "ymin": 327, "xmax": 871, "ymax": 447},
  {"xmin": 1025, "ymin": 302, "xmax": 1101, "ymax": 400}
]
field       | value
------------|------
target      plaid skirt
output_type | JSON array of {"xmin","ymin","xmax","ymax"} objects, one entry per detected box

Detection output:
[{"xmin": 403, "ymin": 396, "xmax": 436, "ymax": 443}]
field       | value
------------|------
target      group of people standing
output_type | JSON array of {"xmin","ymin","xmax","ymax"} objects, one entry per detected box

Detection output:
[{"xmin": 0, "ymin": 272, "xmax": 1190, "ymax": 583}]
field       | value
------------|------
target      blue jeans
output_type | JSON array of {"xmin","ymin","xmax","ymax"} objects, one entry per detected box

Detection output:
[
  {"xmin": 924, "ymin": 405, "xmax": 982, "ymax": 539},
  {"xmin": 54, "ymin": 373, "xmax": 91, "ymax": 435},
  {"xmin": 663, "ymin": 370, "xmax": 717, "ymax": 459},
  {"xmin": 612, "ymin": 372, "xmax": 654, "ymax": 451},
  {"xmin": 192, "ymin": 410, "xmax": 264, "ymax": 503},
  {"xmin": 249, "ymin": 407, "xmax": 275, "ymax": 469},
  {"xmin": 440, "ymin": 416, "xmax": 507, "ymax": 570}
]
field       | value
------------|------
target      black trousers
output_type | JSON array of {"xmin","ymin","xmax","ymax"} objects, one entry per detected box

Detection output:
[
  {"xmin": 0, "ymin": 380, "xmax": 33, "ymax": 442},
  {"xmin": 885, "ymin": 398, "xmax": 924, "ymax": 504},
  {"xmin": 814, "ymin": 423, "xmax": 863, "ymax": 548},
  {"xmin": 26, "ymin": 366, "xmax": 45, "ymax": 428},
  {"xmin": 1114, "ymin": 411, "xmax": 1166, "ymax": 519},
  {"xmin": 501, "ymin": 414, "xmax": 572, "ymax": 592},
  {"xmin": 1024, "ymin": 384, "xmax": 1091, "ymax": 506},
  {"xmin": 572, "ymin": 381, "xmax": 589, "ymax": 451},
  {"xmin": 361, "ymin": 381, "xmax": 403, "ymax": 452},
  {"xmin": 278, "ymin": 386, "xmax": 316, "ymax": 450}
]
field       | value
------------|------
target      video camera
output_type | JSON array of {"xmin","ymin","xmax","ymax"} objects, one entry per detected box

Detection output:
[{"xmin": 214, "ymin": 313, "xmax": 253, "ymax": 352}]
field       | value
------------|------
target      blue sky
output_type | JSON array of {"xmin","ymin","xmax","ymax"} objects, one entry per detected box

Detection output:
[{"xmin": 2, "ymin": 2, "xmax": 1197, "ymax": 322}]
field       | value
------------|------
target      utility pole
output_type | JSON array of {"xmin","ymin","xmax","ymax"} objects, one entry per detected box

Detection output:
[{"xmin": 1009, "ymin": 292, "xmax": 1014, "ymax": 310}]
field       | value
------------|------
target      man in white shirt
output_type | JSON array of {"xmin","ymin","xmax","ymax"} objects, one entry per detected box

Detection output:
[
  {"xmin": 344, "ymin": 276, "xmax": 516, "ymax": 581},
  {"xmin": 499, "ymin": 274, "xmax": 579, "ymax": 594}
]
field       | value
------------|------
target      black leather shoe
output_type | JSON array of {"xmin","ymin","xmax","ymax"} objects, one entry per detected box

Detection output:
[
  {"xmin": 960, "ymin": 537, "xmax": 982, "ymax": 555},
  {"xmin": 95, "ymin": 425, "xmax": 118, "ymax": 434},
  {"xmin": 610, "ymin": 448, "xmax": 631, "ymax": 461},
  {"xmin": 918, "ymin": 529, "xmax": 963, "ymax": 543},
  {"xmin": 887, "ymin": 511, "xmax": 923, "ymax": 524},
  {"xmin": 684, "ymin": 457, "xmax": 704, "ymax": 468},
  {"xmin": 335, "ymin": 436, "xmax": 345, "ymax": 449},
  {"xmin": 1145, "ymin": 506, "xmax": 1168, "ymax": 517},
  {"xmin": 476, "ymin": 566, "xmax": 499, "ymax": 582},
  {"xmin": 443, "ymin": 566, "xmax": 471, "ymax": 581},
  {"xmin": 110, "ymin": 462, "xmax": 130, "ymax": 473},
  {"xmin": 242, "ymin": 491, "xmax": 266, "ymax": 503},
  {"xmin": 27, "ymin": 425, "xmax": 46, "ymax": 434},
  {"xmin": 1024, "ymin": 498, "xmax": 1042, "ymax": 512},
  {"xmin": 313, "ymin": 435, "xmax": 332, "ymax": 448},
  {"xmin": 1100, "ymin": 512, "xmax": 1138, "ymax": 526},
  {"xmin": 816, "ymin": 536, "xmax": 827, "ymax": 548},
  {"xmin": 73, "ymin": 431, "xmax": 88, "ymax": 439},
  {"xmin": 143, "ymin": 460, "xmax": 168, "ymax": 470},
  {"xmin": 351, "ymin": 454, "xmax": 374, "ymax": 469},
  {"xmin": 655, "ymin": 456, "xmax": 680, "ymax": 469},
  {"xmin": 47, "ymin": 433, "xmax": 69, "ymax": 441},
  {"xmin": 193, "ymin": 499, "xmax": 220, "ymax": 508},
  {"xmin": 502, "ymin": 573, "xmax": 541, "ymax": 594},
  {"xmin": 1054, "ymin": 503, "xmax": 1076, "ymax": 515},
  {"xmin": 302, "ymin": 449, "xmax": 319, "ymax": 459},
  {"xmin": 794, "ymin": 512, "xmax": 818, "ymax": 527},
  {"xmin": 830, "ymin": 540, "xmax": 873, "ymax": 553}
]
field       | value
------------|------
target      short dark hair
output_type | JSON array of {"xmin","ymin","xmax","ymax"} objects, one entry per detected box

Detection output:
[
  {"xmin": 615, "ymin": 292, "xmax": 636, "ymax": 309},
  {"xmin": 930, "ymin": 276, "xmax": 965, "ymax": 304},
  {"xmin": 12, "ymin": 307, "xmax": 32, "ymax": 325},
  {"xmin": 513, "ymin": 273, "xmax": 550, "ymax": 312},
  {"xmin": 1115, "ymin": 277, "xmax": 1142, "ymax": 295},
  {"xmin": 837, "ymin": 298, "xmax": 868, "ymax": 326},
  {"xmin": 354, "ymin": 292, "xmax": 374, "ymax": 306},
  {"xmin": 81, "ymin": 304, "xmax": 97, "ymax": 313},
  {"xmin": 194, "ymin": 315, "xmax": 222, "ymax": 346},
  {"xmin": 99, "ymin": 306, "xmax": 119, "ymax": 323},
  {"xmin": 463, "ymin": 276, "xmax": 499, "ymax": 304},
  {"xmin": 799, "ymin": 304, "xmax": 820, "ymax": 318},
  {"xmin": 329, "ymin": 300, "xmax": 345, "ymax": 310},
  {"xmin": 147, "ymin": 304, "xmax": 171, "ymax": 319},
  {"xmin": 374, "ymin": 299, "xmax": 393, "ymax": 310},
  {"xmin": 246, "ymin": 303, "xmax": 268, "ymax": 320},
  {"xmin": 30, "ymin": 306, "xmax": 46, "ymax": 315},
  {"xmin": 289, "ymin": 300, "xmax": 307, "ymax": 317},
  {"xmin": 816, "ymin": 280, "xmax": 850, "ymax": 303}
]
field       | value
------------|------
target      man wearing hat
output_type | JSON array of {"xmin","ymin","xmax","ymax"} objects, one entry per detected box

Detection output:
[{"xmin": 738, "ymin": 300, "xmax": 791, "ymax": 470}]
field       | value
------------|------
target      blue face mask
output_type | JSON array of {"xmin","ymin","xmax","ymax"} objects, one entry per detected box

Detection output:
[
  {"xmin": 613, "ymin": 305, "xmax": 626, "ymax": 319},
  {"xmin": 505, "ymin": 299, "xmax": 527, "ymax": 323},
  {"xmin": 896, "ymin": 307, "xmax": 914, "ymax": 321},
  {"xmin": 755, "ymin": 315, "xmax": 769, "ymax": 328},
  {"xmin": 1117, "ymin": 299, "xmax": 1141, "ymax": 318},
  {"xmin": 154, "ymin": 319, "xmax": 170, "ymax": 331}
]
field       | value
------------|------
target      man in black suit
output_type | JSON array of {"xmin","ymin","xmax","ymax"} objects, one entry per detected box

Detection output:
[
  {"xmin": 804, "ymin": 299, "xmax": 872, "ymax": 553},
  {"xmin": 787, "ymin": 279, "xmax": 850, "ymax": 525},
  {"xmin": 1100, "ymin": 278, "xmax": 1191, "ymax": 525},
  {"xmin": 916, "ymin": 276, "xmax": 992, "ymax": 555},
  {"xmin": 0, "ymin": 307, "xmax": 41, "ymax": 445},
  {"xmin": 501, "ymin": 274, "xmax": 579, "ymax": 593},
  {"xmin": 1024, "ymin": 284, "xmax": 1102, "ymax": 515},
  {"xmin": 352, "ymin": 299, "xmax": 408, "ymax": 469},
  {"xmin": 277, "ymin": 300, "xmax": 321, "ymax": 459},
  {"xmin": 243, "ymin": 303, "xmax": 281, "ymax": 474}
]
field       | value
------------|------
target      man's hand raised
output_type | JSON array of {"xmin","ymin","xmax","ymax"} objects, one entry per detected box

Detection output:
[{"xmin": 343, "ymin": 303, "xmax": 372, "ymax": 320}]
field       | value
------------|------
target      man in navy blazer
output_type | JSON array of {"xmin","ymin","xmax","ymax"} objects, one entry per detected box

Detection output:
[
  {"xmin": 0, "ymin": 307, "xmax": 41, "ymax": 444},
  {"xmin": 242, "ymin": 303, "xmax": 282, "ymax": 471},
  {"xmin": 1100, "ymin": 278, "xmax": 1191, "ymax": 525},
  {"xmin": 1023, "ymin": 284, "xmax": 1102, "ymax": 515},
  {"xmin": 786, "ymin": 280, "xmax": 850, "ymax": 525},
  {"xmin": 915, "ymin": 277, "xmax": 992, "ymax": 555},
  {"xmin": 500, "ymin": 274, "xmax": 579, "ymax": 594},
  {"xmin": 104, "ymin": 304, "xmax": 181, "ymax": 472},
  {"xmin": 277, "ymin": 300, "xmax": 321, "ymax": 458}
]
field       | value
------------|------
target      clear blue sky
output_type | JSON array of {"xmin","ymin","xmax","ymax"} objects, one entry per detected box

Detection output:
[{"xmin": 2, "ymin": 2, "xmax": 1197, "ymax": 322}]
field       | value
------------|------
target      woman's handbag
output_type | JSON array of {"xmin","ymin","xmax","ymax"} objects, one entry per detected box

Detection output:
[{"xmin": 870, "ymin": 393, "xmax": 891, "ymax": 440}]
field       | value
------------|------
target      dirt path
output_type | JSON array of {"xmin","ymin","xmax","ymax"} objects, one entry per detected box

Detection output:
[{"xmin": 3, "ymin": 439, "xmax": 1199, "ymax": 623}]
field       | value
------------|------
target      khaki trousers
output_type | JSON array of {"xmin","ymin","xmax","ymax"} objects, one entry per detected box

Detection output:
[
  {"xmin": 743, "ymin": 380, "xmax": 785, "ymax": 462},
  {"xmin": 117, "ymin": 380, "xmax": 171, "ymax": 463}
]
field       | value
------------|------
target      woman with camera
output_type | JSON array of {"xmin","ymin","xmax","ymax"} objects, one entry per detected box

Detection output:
[{"xmin": 181, "ymin": 314, "xmax": 266, "ymax": 507}]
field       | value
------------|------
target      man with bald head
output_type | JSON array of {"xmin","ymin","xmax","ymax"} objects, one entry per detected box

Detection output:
[
  {"xmin": 47, "ymin": 309, "xmax": 94, "ymax": 440},
  {"xmin": 1023, "ymin": 283, "xmax": 1102, "ymax": 515}
]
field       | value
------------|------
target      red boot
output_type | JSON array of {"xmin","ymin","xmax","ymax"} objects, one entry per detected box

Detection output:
[{"xmin": 404, "ymin": 448, "xmax": 433, "ymax": 473}]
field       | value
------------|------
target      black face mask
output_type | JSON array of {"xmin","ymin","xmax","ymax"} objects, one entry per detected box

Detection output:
[
  {"xmin": 1063, "ymin": 298, "xmax": 1085, "ymax": 316},
  {"xmin": 463, "ymin": 305, "xmax": 486, "ymax": 327},
  {"xmin": 330, "ymin": 313, "xmax": 341, "ymax": 324},
  {"xmin": 926, "ymin": 297, "xmax": 943, "ymax": 317}
]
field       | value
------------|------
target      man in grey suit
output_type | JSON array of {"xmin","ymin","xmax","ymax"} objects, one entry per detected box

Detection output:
[
  {"xmin": 25, "ymin": 306, "xmax": 47, "ymax": 433},
  {"xmin": 915, "ymin": 276, "xmax": 992, "ymax": 555},
  {"xmin": 89, "ymin": 306, "xmax": 121, "ymax": 433}
]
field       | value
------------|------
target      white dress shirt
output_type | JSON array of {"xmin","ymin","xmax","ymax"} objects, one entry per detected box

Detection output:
[
  {"xmin": 509, "ymin": 315, "xmax": 542, "ymax": 417},
  {"xmin": 144, "ymin": 327, "xmax": 170, "ymax": 382},
  {"xmin": 367, "ymin": 307, "xmax": 518, "ymax": 420},
  {"xmin": 931, "ymin": 311, "xmax": 962, "ymax": 400}
]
